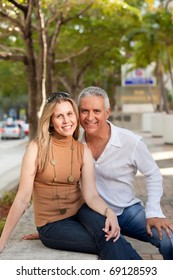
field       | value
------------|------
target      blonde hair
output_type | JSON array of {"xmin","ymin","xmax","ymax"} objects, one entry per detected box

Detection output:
[{"xmin": 35, "ymin": 96, "xmax": 79, "ymax": 172}]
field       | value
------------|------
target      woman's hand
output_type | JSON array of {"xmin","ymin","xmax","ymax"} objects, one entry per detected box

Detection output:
[
  {"xmin": 21, "ymin": 233, "xmax": 39, "ymax": 240},
  {"xmin": 102, "ymin": 208, "xmax": 120, "ymax": 242}
]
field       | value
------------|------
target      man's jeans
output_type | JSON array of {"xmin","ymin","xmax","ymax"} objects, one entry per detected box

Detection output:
[
  {"xmin": 38, "ymin": 204, "xmax": 142, "ymax": 260},
  {"xmin": 118, "ymin": 203, "xmax": 173, "ymax": 260}
]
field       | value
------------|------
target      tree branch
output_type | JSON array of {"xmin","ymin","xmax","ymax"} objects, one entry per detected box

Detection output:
[
  {"xmin": 76, "ymin": 60, "xmax": 93, "ymax": 84},
  {"xmin": 0, "ymin": 44, "xmax": 26, "ymax": 54},
  {"xmin": 48, "ymin": 2, "xmax": 93, "ymax": 53},
  {"xmin": 49, "ymin": 16, "xmax": 63, "ymax": 53},
  {"xmin": 0, "ymin": 51, "xmax": 27, "ymax": 64},
  {"xmin": 0, "ymin": 10, "xmax": 23, "ymax": 30},
  {"xmin": 57, "ymin": 76, "xmax": 71, "ymax": 93},
  {"xmin": 62, "ymin": 3, "xmax": 93, "ymax": 24},
  {"xmin": 8, "ymin": 0, "xmax": 28, "ymax": 14},
  {"xmin": 24, "ymin": 0, "xmax": 35, "ymax": 31},
  {"xmin": 55, "ymin": 46, "xmax": 90, "ymax": 63}
]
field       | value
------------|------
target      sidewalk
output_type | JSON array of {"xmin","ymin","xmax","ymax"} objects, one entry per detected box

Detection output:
[
  {"xmin": 0, "ymin": 138, "xmax": 27, "ymax": 196},
  {"xmin": 0, "ymin": 131, "xmax": 173, "ymax": 260}
]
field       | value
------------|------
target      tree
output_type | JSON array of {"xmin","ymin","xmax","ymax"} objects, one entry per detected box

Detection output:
[
  {"xmin": 0, "ymin": 0, "xmax": 93, "ymax": 138},
  {"xmin": 0, "ymin": 0, "xmax": 141, "ymax": 138},
  {"xmin": 0, "ymin": 60, "xmax": 27, "ymax": 118},
  {"xmin": 126, "ymin": 0, "xmax": 173, "ymax": 112},
  {"xmin": 54, "ymin": 0, "xmax": 141, "ymax": 100}
]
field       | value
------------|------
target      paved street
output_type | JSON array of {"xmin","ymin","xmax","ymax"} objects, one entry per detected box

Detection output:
[{"xmin": 0, "ymin": 137, "xmax": 28, "ymax": 196}]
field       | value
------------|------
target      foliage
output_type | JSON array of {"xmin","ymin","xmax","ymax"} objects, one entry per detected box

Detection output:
[
  {"xmin": 0, "ymin": 219, "xmax": 6, "ymax": 236},
  {"xmin": 0, "ymin": 62, "xmax": 27, "ymax": 96},
  {"xmin": 55, "ymin": 0, "xmax": 141, "ymax": 99},
  {"xmin": 0, "ymin": 61, "xmax": 27, "ymax": 114},
  {"xmin": 0, "ymin": 191, "xmax": 16, "ymax": 235},
  {"xmin": 1, "ymin": 0, "xmax": 172, "ymax": 134},
  {"xmin": 0, "ymin": 0, "xmax": 142, "ymax": 101},
  {"xmin": 0, "ymin": 191, "xmax": 16, "ymax": 206},
  {"xmin": 125, "ymin": 1, "xmax": 173, "ymax": 112}
]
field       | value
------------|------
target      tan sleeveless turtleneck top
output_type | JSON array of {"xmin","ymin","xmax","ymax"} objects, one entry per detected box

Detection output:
[{"xmin": 33, "ymin": 136, "xmax": 85, "ymax": 227}]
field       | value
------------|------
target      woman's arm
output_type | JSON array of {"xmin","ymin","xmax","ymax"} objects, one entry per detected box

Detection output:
[
  {"xmin": 81, "ymin": 145, "xmax": 120, "ymax": 242},
  {"xmin": 0, "ymin": 141, "xmax": 38, "ymax": 252}
]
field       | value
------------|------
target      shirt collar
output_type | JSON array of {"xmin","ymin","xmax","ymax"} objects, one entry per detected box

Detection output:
[
  {"xmin": 80, "ymin": 120, "xmax": 122, "ymax": 148},
  {"xmin": 107, "ymin": 121, "xmax": 122, "ymax": 148}
]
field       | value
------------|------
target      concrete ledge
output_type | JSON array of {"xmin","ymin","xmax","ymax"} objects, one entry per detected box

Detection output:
[
  {"xmin": 0, "ymin": 205, "xmax": 98, "ymax": 260},
  {"xmin": 0, "ymin": 163, "xmax": 162, "ymax": 260},
  {"xmin": 0, "ymin": 203, "xmax": 162, "ymax": 260},
  {"xmin": 0, "ymin": 175, "xmax": 162, "ymax": 261}
]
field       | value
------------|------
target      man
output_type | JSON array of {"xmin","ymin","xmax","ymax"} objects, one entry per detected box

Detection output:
[{"xmin": 77, "ymin": 86, "xmax": 173, "ymax": 260}]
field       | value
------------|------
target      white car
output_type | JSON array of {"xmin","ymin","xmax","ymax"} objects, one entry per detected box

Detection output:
[
  {"xmin": 1, "ymin": 122, "xmax": 25, "ymax": 139},
  {"xmin": 22, "ymin": 123, "xmax": 29, "ymax": 136}
]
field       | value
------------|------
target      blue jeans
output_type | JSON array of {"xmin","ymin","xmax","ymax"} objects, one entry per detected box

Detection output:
[
  {"xmin": 118, "ymin": 203, "xmax": 173, "ymax": 260},
  {"xmin": 38, "ymin": 204, "xmax": 142, "ymax": 260}
]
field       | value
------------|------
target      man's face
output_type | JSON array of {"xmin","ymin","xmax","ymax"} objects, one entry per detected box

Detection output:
[{"xmin": 79, "ymin": 95, "xmax": 110, "ymax": 136}]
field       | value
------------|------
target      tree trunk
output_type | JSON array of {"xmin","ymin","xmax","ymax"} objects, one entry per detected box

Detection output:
[
  {"xmin": 166, "ymin": 45, "xmax": 173, "ymax": 95},
  {"xmin": 36, "ymin": 2, "xmax": 47, "ymax": 119},
  {"xmin": 158, "ymin": 71, "xmax": 170, "ymax": 113},
  {"xmin": 0, "ymin": 0, "xmax": 93, "ymax": 139},
  {"xmin": 23, "ymin": 4, "xmax": 38, "ymax": 140}
]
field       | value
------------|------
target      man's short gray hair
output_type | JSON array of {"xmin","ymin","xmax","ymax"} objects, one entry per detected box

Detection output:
[{"xmin": 78, "ymin": 86, "xmax": 110, "ymax": 109}]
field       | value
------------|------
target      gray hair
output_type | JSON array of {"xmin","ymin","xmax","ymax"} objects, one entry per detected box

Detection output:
[{"xmin": 78, "ymin": 86, "xmax": 110, "ymax": 110}]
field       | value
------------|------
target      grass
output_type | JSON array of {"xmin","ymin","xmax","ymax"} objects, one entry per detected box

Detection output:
[{"xmin": 0, "ymin": 191, "xmax": 16, "ymax": 235}]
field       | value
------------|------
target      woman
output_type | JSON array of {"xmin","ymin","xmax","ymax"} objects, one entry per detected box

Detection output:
[{"xmin": 0, "ymin": 92, "xmax": 141, "ymax": 259}]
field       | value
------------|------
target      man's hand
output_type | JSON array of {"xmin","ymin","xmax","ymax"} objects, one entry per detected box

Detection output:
[{"xmin": 146, "ymin": 217, "xmax": 173, "ymax": 240}]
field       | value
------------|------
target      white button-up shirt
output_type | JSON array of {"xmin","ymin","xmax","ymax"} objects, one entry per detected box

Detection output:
[{"xmin": 80, "ymin": 121, "xmax": 165, "ymax": 218}]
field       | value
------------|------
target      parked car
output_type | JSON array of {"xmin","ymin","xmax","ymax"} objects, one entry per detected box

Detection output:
[
  {"xmin": 0, "ymin": 122, "xmax": 4, "ymax": 134},
  {"xmin": 22, "ymin": 123, "xmax": 29, "ymax": 136},
  {"xmin": 1, "ymin": 122, "xmax": 25, "ymax": 139},
  {"xmin": 15, "ymin": 120, "xmax": 29, "ymax": 136}
]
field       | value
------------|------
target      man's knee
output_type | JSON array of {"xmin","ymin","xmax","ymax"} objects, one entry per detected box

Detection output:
[{"xmin": 152, "ymin": 227, "xmax": 173, "ymax": 249}]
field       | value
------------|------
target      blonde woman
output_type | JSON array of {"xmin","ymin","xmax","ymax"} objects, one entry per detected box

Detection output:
[{"xmin": 0, "ymin": 92, "xmax": 141, "ymax": 259}]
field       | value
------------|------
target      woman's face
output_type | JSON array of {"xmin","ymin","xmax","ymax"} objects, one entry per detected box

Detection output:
[{"xmin": 51, "ymin": 101, "xmax": 77, "ymax": 137}]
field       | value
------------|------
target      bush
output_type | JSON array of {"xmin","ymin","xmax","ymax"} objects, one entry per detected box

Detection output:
[
  {"xmin": 0, "ymin": 191, "xmax": 16, "ymax": 236},
  {"xmin": 0, "ymin": 191, "xmax": 16, "ymax": 206},
  {"xmin": 0, "ymin": 219, "xmax": 6, "ymax": 235}
]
